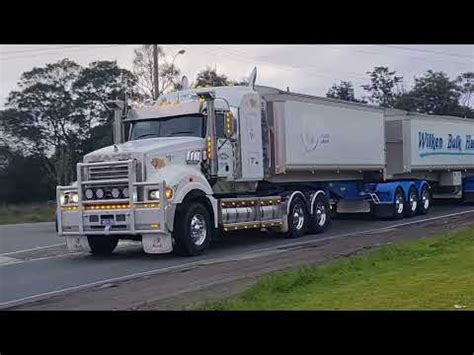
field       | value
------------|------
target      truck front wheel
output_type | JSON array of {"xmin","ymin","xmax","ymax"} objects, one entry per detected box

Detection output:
[
  {"xmin": 87, "ymin": 235, "xmax": 118, "ymax": 256},
  {"xmin": 173, "ymin": 201, "xmax": 211, "ymax": 256}
]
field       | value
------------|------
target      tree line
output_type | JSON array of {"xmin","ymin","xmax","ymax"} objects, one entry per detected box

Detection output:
[
  {"xmin": 326, "ymin": 67, "xmax": 473, "ymax": 118},
  {"xmin": 1, "ymin": 45, "xmax": 472, "ymax": 204}
]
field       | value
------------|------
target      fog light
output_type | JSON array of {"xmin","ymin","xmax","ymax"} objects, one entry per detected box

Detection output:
[
  {"xmin": 122, "ymin": 187, "xmax": 129, "ymax": 198},
  {"xmin": 85, "ymin": 189, "xmax": 94, "ymax": 200},
  {"xmin": 96, "ymin": 188, "xmax": 104, "ymax": 199},
  {"xmin": 111, "ymin": 188, "xmax": 121, "ymax": 199}
]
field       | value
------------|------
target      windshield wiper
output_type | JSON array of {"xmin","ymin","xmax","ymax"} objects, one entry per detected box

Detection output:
[{"xmin": 134, "ymin": 133, "xmax": 159, "ymax": 140}]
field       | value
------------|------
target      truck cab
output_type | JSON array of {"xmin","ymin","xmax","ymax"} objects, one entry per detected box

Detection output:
[{"xmin": 56, "ymin": 69, "xmax": 284, "ymax": 256}]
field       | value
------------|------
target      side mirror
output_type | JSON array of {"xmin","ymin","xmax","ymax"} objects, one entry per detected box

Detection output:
[{"xmin": 225, "ymin": 111, "xmax": 235, "ymax": 138}]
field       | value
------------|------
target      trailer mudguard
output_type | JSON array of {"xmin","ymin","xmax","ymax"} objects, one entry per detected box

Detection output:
[
  {"xmin": 412, "ymin": 180, "xmax": 430, "ymax": 201},
  {"xmin": 463, "ymin": 176, "xmax": 474, "ymax": 193},
  {"xmin": 371, "ymin": 181, "xmax": 405, "ymax": 204}
]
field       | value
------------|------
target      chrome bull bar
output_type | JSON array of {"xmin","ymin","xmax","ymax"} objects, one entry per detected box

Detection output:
[{"xmin": 57, "ymin": 159, "xmax": 168, "ymax": 236}]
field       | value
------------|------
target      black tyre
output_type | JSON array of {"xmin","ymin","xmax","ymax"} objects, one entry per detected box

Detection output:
[
  {"xmin": 418, "ymin": 184, "xmax": 432, "ymax": 215},
  {"xmin": 307, "ymin": 193, "xmax": 330, "ymax": 234},
  {"xmin": 392, "ymin": 187, "xmax": 405, "ymax": 220},
  {"xmin": 404, "ymin": 186, "xmax": 419, "ymax": 218},
  {"xmin": 284, "ymin": 195, "xmax": 308, "ymax": 239},
  {"xmin": 87, "ymin": 235, "xmax": 118, "ymax": 256},
  {"xmin": 173, "ymin": 201, "xmax": 211, "ymax": 256}
]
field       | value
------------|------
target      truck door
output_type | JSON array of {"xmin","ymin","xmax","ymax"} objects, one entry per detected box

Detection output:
[{"xmin": 216, "ymin": 110, "xmax": 234, "ymax": 179}]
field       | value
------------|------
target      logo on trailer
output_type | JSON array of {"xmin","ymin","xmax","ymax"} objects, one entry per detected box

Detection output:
[{"xmin": 418, "ymin": 131, "xmax": 474, "ymax": 157}]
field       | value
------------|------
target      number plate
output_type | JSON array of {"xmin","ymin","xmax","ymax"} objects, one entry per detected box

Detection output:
[{"xmin": 101, "ymin": 218, "xmax": 115, "ymax": 226}]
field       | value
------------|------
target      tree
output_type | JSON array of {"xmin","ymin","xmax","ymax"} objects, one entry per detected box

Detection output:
[
  {"xmin": 1, "ymin": 59, "xmax": 136, "ymax": 187},
  {"xmin": 0, "ymin": 146, "xmax": 55, "ymax": 203},
  {"xmin": 326, "ymin": 81, "xmax": 366, "ymax": 103},
  {"xmin": 394, "ymin": 70, "xmax": 473, "ymax": 118},
  {"xmin": 194, "ymin": 67, "xmax": 230, "ymax": 88},
  {"xmin": 362, "ymin": 66, "xmax": 403, "ymax": 107},
  {"xmin": 457, "ymin": 72, "xmax": 473, "ymax": 107},
  {"xmin": 132, "ymin": 45, "xmax": 181, "ymax": 100}
]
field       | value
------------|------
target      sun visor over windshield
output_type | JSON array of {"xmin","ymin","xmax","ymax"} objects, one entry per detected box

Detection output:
[{"xmin": 125, "ymin": 100, "xmax": 203, "ymax": 121}]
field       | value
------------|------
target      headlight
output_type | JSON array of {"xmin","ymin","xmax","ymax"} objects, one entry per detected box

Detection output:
[
  {"xmin": 149, "ymin": 190, "xmax": 160, "ymax": 200},
  {"xmin": 70, "ymin": 192, "xmax": 79, "ymax": 203},
  {"xmin": 60, "ymin": 191, "xmax": 78, "ymax": 205},
  {"xmin": 149, "ymin": 187, "xmax": 173, "ymax": 200}
]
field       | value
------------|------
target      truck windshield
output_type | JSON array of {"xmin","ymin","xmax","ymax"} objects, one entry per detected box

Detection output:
[{"xmin": 130, "ymin": 114, "xmax": 206, "ymax": 141}]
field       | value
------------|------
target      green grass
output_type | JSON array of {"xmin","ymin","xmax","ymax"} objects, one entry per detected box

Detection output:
[
  {"xmin": 0, "ymin": 202, "xmax": 56, "ymax": 225},
  {"xmin": 203, "ymin": 227, "xmax": 474, "ymax": 310}
]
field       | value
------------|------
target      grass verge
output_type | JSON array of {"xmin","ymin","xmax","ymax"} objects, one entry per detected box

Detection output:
[
  {"xmin": 0, "ymin": 202, "xmax": 56, "ymax": 225},
  {"xmin": 203, "ymin": 226, "xmax": 474, "ymax": 310}
]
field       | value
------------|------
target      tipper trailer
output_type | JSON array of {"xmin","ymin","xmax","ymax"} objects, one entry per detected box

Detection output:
[{"xmin": 57, "ymin": 69, "xmax": 474, "ymax": 256}]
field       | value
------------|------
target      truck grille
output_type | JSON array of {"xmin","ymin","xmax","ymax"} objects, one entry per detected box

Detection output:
[{"xmin": 87, "ymin": 163, "xmax": 129, "ymax": 181}]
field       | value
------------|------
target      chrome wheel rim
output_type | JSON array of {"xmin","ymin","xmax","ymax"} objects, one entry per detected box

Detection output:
[
  {"xmin": 410, "ymin": 191, "xmax": 418, "ymax": 212},
  {"xmin": 315, "ymin": 202, "xmax": 327, "ymax": 227},
  {"xmin": 292, "ymin": 204, "xmax": 305, "ymax": 230},
  {"xmin": 395, "ymin": 193, "xmax": 404, "ymax": 214},
  {"xmin": 422, "ymin": 189, "xmax": 430, "ymax": 210},
  {"xmin": 190, "ymin": 214, "xmax": 207, "ymax": 246}
]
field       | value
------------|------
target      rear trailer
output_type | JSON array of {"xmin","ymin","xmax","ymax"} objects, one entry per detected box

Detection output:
[{"xmin": 385, "ymin": 109, "xmax": 474, "ymax": 202}]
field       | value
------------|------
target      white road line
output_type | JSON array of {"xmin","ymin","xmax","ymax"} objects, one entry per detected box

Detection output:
[
  {"xmin": 0, "ymin": 243, "xmax": 64, "ymax": 256},
  {"xmin": 0, "ymin": 256, "xmax": 20, "ymax": 266},
  {"xmin": 0, "ymin": 240, "xmax": 140, "ymax": 257},
  {"xmin": 0, "ymin": 241, "xmax": 142, "ymax": 265},
  {"xmin": 1, "ymin": 208, "xmax": 473, "ymax": 310}
]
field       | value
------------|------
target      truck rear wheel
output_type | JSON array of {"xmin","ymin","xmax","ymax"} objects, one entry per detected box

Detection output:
[
  {"xmin": 307, "ymin": 193, "xmax": 330, "ymax": 234},
  {"xmin": 393, "ymin": 187, "xmax": 405, "ymax": 220},
  {"xmin": 418, "ymin": 185, "xmax": 431, "ymax": 215},
  {"xmin": 284, "ymin": 196, "xmax": 308, "ymax": 239},
  {"xmin": 87, "ymin": 235, "xmax": 118, "ymax": 256},
  {"xmin": 173, "ymin": 201, "xmax": 211, "ymax": 256},
  {"xmin": 404, "ymin": 186, "xmax": 419, "ymax": 218}
]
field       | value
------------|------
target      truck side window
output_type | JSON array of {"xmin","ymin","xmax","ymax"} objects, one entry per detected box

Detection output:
[{"xmin": 215, "ymin": 111, "xmax": 225, "ymax": 138}]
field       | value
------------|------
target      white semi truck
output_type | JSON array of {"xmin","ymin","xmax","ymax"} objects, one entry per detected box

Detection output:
[{"xmin": 57, "ymin": 69, "xmax": 474, "ymax": 256}]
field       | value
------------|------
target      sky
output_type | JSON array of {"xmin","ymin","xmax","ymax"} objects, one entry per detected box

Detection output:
[{"xmin": 0, "ymin": 45, "xmax": 473, "ymax": 109}]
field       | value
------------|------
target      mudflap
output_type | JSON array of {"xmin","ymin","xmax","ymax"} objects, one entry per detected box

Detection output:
[
  {"xmin": 65, "ymin": 235, "xmax": 91, "ymax": 252},
  {"xmin": 142, "ymin": 234, "xmax": 173, "ymax": 254}
]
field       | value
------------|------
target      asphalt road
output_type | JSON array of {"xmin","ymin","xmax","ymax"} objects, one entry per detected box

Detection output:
[{"xmin": 1, "ymin": 202, "xmax": 473, "ymax": 308}]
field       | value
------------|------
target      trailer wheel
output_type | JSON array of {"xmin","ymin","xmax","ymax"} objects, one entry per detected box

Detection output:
[
  {"xmin": 284, "ymin": 196, "xmax": 308, "ymax": 239},
  {"xmin": 392, "ymin": 187, "xmax": 405, "ymax": 220},
  {"xmin": 308, "ymin": 193, "xmax": 330, "ymax": 234},
  {"xmin": 173, "ymin": 201, "xmax": 211, "ymax": 256},
  {"xmin": 404, "ymin": 186, "xmax": 419, "ymax": 218},
  {"xmin": 418, "ymin": 185, "xmax": 431, "ymax": 215},
  {"xmin": 87, "ymin": 235, "xmax": 118, "ymax": 256}
]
